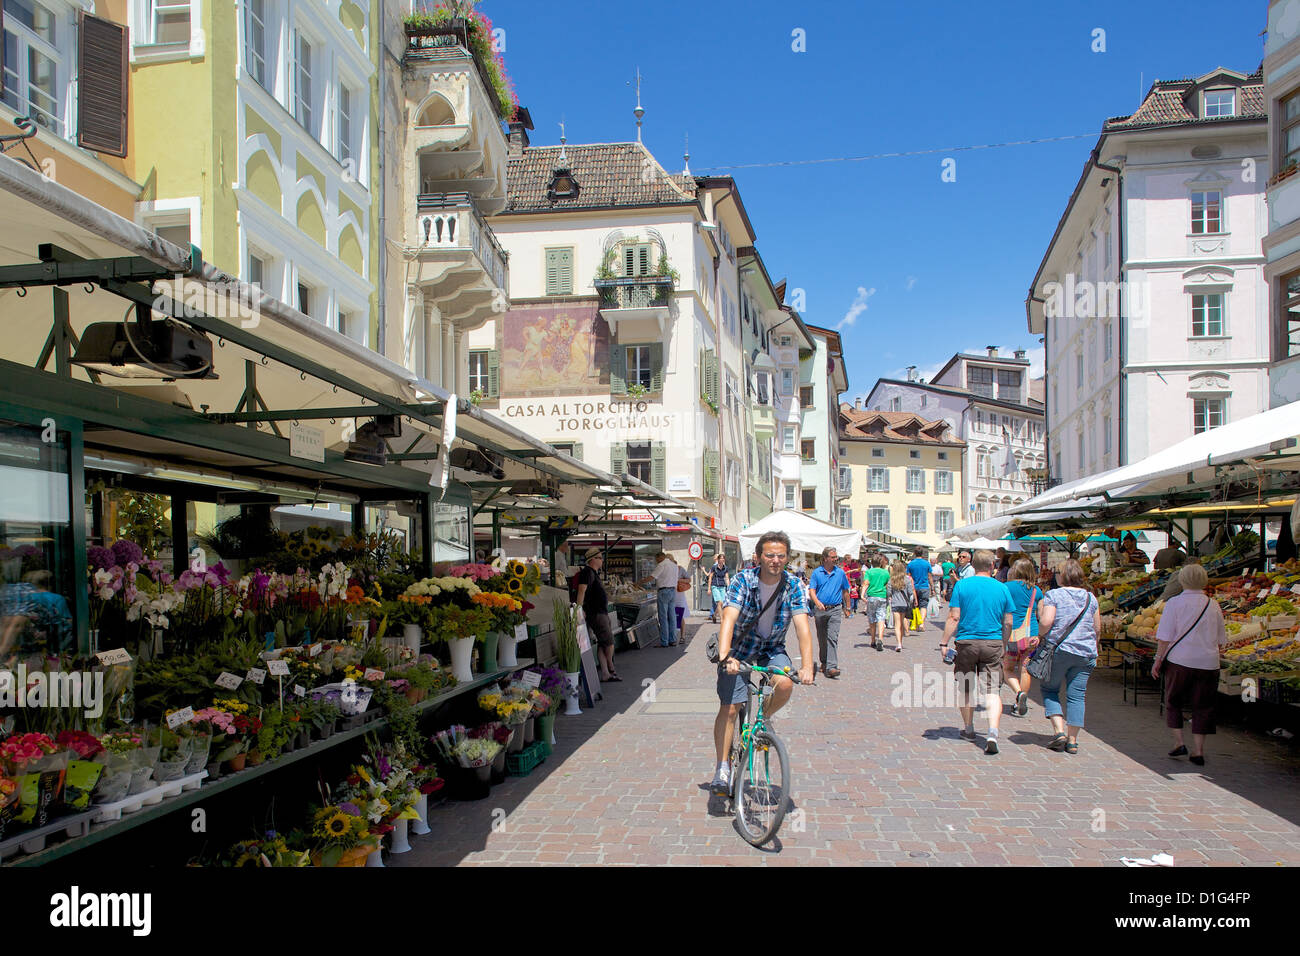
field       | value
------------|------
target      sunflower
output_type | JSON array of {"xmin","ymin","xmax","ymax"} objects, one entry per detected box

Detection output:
[
  {"xmin": 508, "ymin": 560, "xmax": 525, "ymax": 578},
  {"xmin": 507, "ymin": 577, "xmax": 523, "ymax": 594},
  {"xmin": 322, "ymin": 811, "xmax": 352, "ymax": 837}
]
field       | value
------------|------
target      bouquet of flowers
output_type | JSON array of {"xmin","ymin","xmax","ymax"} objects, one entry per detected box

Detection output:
[
  {"xmin": 309, "ymin": 802, "xmax": 379, "ymax": 867},
  {"xmin": 528, "ymin": 666, "xmax": 567, "ymax": 716},
  {"xmin": 53, "ymin": 730, "xmax": 105, "ymax": 811},
  {"xmin": 2, "ymin": 732, "xmax": 69, "ymax": 825},
  {"xmin": 451, "ymin": 737, "xmax": 502, "ymax": 768},
  {"xmin": 223, "ymin": 830, "xmax": 311, "ymax": 867}
]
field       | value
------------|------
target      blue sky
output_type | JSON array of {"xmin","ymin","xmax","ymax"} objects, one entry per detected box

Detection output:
[{"xmin": 486, "ymin": 0, "xmax": 1267, "ymax": 400}]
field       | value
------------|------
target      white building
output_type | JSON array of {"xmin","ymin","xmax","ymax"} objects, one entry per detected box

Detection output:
[
  {"xmin": 803, "ymin": 325, "xmax": 849, "ymax": 524},
  {"xmin": 864, "ymin": 348, "xmax": 1045, "ymax": 525},
  {"xmin": 1027, "ymin": 67, "xmax": 1269, "ymax": 483},
  {"xmin": 1265, "ymin": 2, "xmax": 1300, "ymax": 408}
]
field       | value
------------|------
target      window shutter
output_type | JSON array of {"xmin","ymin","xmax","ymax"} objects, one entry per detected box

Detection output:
[
  {"xmin": 545, "ymin": 249, "xmax": 560, "ymax": 295},
  {"xmin": 703, "ymin": 449, "xmax": 719, "ymax": 500},
  {"xmin": 558, "ymin": 248, "xmax": 572, "ymax": 293},
  {"xmin": 651, "ymin": 442, "xmax": 666, "ymax": 491},
  {"xmin": 705, "ymin": 351, "xmax": 719, "ymax": 404},
  {"xmin": 78, "ymin": 12, "xmax": 129, "ymax": 157},
  {"xmin": 609, "ymin": 343, "xmax": 626, "ymax": 395},
  {"xmin": 570, "ymin": 442, "xmax": 583, "ymax": 461},
  {"xmin": 884, "ymin": 509, "xmax": 890, "ymax": 533},
  {"xmin": 648, "ymin": 342, "xmax": 663, "ymax": 392},
  {"xmin": 610, "ymin": 442, "xmax": 626, "ymax": 477},
  {"xmin": 623, "ymin": 247, "xmax": 635, "ymax": 278},
  {"xmin": 638, "ymin": 245, "xmax": 650, "ymax": 276},
  {"xmin": 487, "ymin": 350, "xmax": 500, "ymax": 398}
]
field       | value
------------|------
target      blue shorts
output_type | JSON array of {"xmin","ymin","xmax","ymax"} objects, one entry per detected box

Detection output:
[
  {"xmin": 865, "ymin": 597, "xmax": 888, "ymax": 624},
  {"xmin": 717, "ymin": 650, "xmax": 792, "ymax": 706}
]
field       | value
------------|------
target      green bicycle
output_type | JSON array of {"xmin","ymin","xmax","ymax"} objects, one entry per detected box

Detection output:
[{"xmin": 727, "ymin": 660, "xmax": 801, "ymax": 846}]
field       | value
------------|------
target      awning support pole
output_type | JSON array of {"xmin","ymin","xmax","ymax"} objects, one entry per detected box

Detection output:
[
  {"xmin": 352, "ymin": 503, "xmax": 366, "ymax": 537},
  {"xmin": 171, "ymin": 493, "xmax": 188, "ymax": 576},
  {"xmin": 420, "ymin": 493, "xmax": 434, "ymax": 577},
  {"xmin": 492, "ymin": 508, "xmax": 501, "ymax": 552},
  {"xmin": 234, "ymin": 361, "xmax": 284, "ymax": 439}
]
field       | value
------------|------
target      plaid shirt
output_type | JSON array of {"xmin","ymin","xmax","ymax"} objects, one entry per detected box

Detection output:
[{"xmin": 722, "ymin": 567, "xmax": 809, "ymax": 660}]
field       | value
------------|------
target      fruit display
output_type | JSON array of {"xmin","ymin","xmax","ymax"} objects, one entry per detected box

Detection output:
[{"xmin": 1127, "ymin": 602, "xmax": 1164, "ymax": 639}]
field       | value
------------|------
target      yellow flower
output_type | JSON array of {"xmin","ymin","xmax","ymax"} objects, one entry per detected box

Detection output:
[
  {"xmin": 508, "ymin": 560, "xmax": 526, "ymax": 578},
  {"xmin": 322, "ymin": 811, "xmax": 351, "ymax": 837},
  {"xmin": 506, "ymin": 578, "xmax": 523, "ymax": 594}
]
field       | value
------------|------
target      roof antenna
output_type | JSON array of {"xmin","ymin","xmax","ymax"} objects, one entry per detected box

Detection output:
[
  {"xmin": 632, "ymin": 67, "xmax": 645, "ymax": 143},
  {"xmin": 683, "ymin": 132, "xmax": 691, "ymax": 175},
  {"xmin": 558, "ymin": 115, "xmax": 567, "ymax": 164},
  {"xmin": 1138, "ymin": 71, "xmax": 1143, "ymax": 107}
]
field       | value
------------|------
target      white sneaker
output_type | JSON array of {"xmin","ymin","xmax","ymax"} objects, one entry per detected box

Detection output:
[{"xmin": 710, "ymin": 763, "xmax": 731, "ymax": 795}]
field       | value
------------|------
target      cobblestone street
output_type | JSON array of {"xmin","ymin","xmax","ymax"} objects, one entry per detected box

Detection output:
[{"xmin": 396, "ymin": 615, "xmax": 1300, "ymax": 867}]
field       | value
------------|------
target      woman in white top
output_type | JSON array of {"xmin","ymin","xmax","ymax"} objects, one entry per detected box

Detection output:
[{"xmin": 1151, "ymin": 563, "xmax": 1228, "ymax": 767}]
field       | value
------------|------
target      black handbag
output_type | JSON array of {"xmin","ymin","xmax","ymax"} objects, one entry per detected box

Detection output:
[
  {"xmin": 707, "ymin": 579, "xmax": 784, "ymax": 664},
  {"xmin": 1027, "ymin": 594, "xmax": 1092, "ymax": 684}
]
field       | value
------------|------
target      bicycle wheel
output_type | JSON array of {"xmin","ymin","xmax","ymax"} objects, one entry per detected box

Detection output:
[{"xmin": 733, "ymin": 729, "xmax": 790, "ymax": 846}]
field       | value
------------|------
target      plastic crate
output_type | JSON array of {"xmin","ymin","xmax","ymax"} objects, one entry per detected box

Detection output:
[
  {"xmin": 1259, "ymin": 677, "xmax": 1300, "ymax": 706},
  {"xmin": 506, "ymin": 741, "xmax": 546, "ymax": 776}
]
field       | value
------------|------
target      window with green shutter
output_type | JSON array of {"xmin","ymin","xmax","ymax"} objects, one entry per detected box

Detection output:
[
  {"xmin": 651, "ymin": 442, "xmax": 666, "ymax": 491},
  {"xmin": 612, "ymin": 343, "xmax": 662, "ymax": 395},
  {"xmin": 609, "ymin": 343, "xmax": 626, "ymax": 395},
  {"xmin": 487, "ymin": 350, "xmax": 500, "ymax": 398},
  {"xmin": 700, "ymin": 349, "xmax": 719, "ymax": 406},
  {"xmin": 545, "ymin": 247, "xmax": 574, "ymax": 296},
  {"xmin": 610, "ymin": 442, "xmax": 626, "ymax": 477},
  {"xmin": 703, "ymin": 449, "xmax": 720, "ymax": 500},
  {"xmin": 623, "ymin": 243, "xmax": 652, "ymax": 277}
]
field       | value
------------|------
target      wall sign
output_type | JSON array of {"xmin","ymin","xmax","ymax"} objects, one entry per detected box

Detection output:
[{"xmin": 290, "ymin": 423, "xmax": 325, "ymax": 463}]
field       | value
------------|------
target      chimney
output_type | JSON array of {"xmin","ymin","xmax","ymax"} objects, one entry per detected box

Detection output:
[
  {"xmin": 854, "ymin": 397, "xmax": 862, "ymax": 409},
  {"xmin": 1014, "ymin": 348, "xmax": 1026, "ymax": 360},
  {"xmin": 906, "ymin": 365, "xmax": 918, "ymax": 382},
  {"xmin": 507, "ymin": 106, "xmax": 534, "ymax": 158},
  {"xmin": 986, "ymin": 345, "xmax": 998, "ymax": 357}
]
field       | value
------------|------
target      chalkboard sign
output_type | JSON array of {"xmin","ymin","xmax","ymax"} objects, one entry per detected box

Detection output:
[{"xmin": 575, "ymin": 616, "xmax": 601, "ymax": 707}]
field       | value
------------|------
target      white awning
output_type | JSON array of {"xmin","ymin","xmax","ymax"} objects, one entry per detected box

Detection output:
[{"xmin": 737, "ymin": 509, "xmax": 865, "ymax": 556}]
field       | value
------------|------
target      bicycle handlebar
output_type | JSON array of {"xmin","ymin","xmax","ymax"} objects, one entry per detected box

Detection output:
[{"xmin": 728, "ymin": 660, "xmax": 803, "ymax": 684}]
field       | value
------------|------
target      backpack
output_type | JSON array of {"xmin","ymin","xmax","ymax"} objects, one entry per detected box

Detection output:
[{"xmin": 567, "ymin": 569, "xmax": 584, "ymax": 603}]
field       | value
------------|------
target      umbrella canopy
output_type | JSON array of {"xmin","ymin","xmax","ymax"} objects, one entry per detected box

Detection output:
[{"xmin": 738, "ymin": 509, "xmax": 865, "ymax": 557}]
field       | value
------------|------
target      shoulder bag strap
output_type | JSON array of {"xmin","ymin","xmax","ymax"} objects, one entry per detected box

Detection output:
[
  {"xmin": 1163, "ymin": 597, "xmax": 1212, "ymax": 661},
  {"xmin": 1044, "ymin": 593, "xmax": 1091, "ymax": 654},
  {"xmin": 1020, "ymin": 585, "xmax": 1038, "ymax": 631}
]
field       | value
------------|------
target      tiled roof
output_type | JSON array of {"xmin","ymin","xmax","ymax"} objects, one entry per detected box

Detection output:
[
  {"xmin": 1105, "ymin": 67, "xmax": 1264, "ymax": 130},
  {"xmin": 1029, "ymin": 377, "xmax": 1046, "ymax": 406},
  {"xmin": 839, "ymin": 405, "xmax": 955, "ymax": 444},
  {"xmin": 502, "ymin": 143, "xmax": 697, "ymax": 213}
]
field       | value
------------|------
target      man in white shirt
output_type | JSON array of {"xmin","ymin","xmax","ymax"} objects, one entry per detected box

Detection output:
[{"xmin": 638, "ymin": 552, "xmax": 681, "ymax": 647}]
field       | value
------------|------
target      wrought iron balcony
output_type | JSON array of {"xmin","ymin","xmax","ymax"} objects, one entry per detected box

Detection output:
[{"xmin": 594, "ymin": 275, "xmax": 674, "ymax": 311}]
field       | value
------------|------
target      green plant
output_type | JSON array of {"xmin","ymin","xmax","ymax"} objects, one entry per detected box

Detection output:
[
  {"xmin": 113, "ymin": 491, "xmax": 172, "ymax": 559},
  {"xmin": 403, "ymin": 4, "xmax": 516, "ymax": 121},
  {"xmin": 703, "ymin": 397, "xmax": 719, "ymax": 415},
  {"xmin": 552, "ymin": 599, "xmax": 580, "ymax": 672},
  {"xmin": 655, "ymin": 254, "xmax": 679, "ymax": 285},
  {"xmin": 469, "ymin": 388, "xmax": 484, "ymax": 406},
  {"xmin": 626, "ymin": 383, "xmax": 649, "ymax": 399}
]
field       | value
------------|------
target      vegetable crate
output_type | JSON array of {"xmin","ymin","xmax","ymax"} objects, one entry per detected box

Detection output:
[
  {"xmin": 1259, "ymin": 676, "xmax": 1300, "ymax": 706},
  {"xmin": 506, "ymin": 741, "xmax": 546, "ymax": 777}
]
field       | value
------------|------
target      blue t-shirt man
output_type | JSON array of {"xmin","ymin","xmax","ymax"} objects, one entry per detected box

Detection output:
[
  {"xmin": 809, "ymin": 563, "xmax": 849, "ymax": 608},
  {"xmin": 950, "ymin": 576, "xmax": 1016, "ymax": 640},
  {"xmin": 907, "ymin": 557, "xmax": 933, "ymax": 595}
]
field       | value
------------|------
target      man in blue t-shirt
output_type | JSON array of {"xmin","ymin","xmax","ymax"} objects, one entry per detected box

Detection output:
[
  {"xmin": 808, "ymin": 547, "xmax": 850, "ymax": 678},
  {"xmin": 940, "ymin": 550, "xmax": 1015, "ymax": 756},
  {"xmin": 906, "ymin": 548, "xmax": 933, "ymax": 632}
]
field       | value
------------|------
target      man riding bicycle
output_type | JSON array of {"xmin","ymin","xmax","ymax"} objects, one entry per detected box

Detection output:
[{"xmin": 711, "ymin": 530, "xmax": 815, "ymax": 795}]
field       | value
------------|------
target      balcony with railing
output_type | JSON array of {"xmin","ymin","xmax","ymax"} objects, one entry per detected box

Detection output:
[
  {"xmin": 594, "ymin": 275, "xmax": 675, "ymax": 334},
  {"xmin": 410, "ymin": 193, "xmax": 509, "ymax": 326}
]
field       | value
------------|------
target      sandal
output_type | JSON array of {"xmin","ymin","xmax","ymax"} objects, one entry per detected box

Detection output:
[
  {"xmin": 605, "ymin": 673, "xmax": 623, "ymax": 682},
  {"xmin": 1168, "ymin": 745, "xmax": 1188, "ymax": 757},
  {"xmin": 1048, "ymin": 734, "xmax": 1067, "ymax": 751},
  {"xmin": 1064, "ymin": 741, "xmax": 1078, "ymax": 755}
]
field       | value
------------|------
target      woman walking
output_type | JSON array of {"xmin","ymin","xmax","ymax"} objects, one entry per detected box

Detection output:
[
  {"xmin": 1151, "ymin": 562, "xmax": 1228, "ymax": 766},
  {"xmin": 1003, "ymin": 558, "xmax": 1043, "ymax": 717},
  {"xmin": 887, "ymin": 559, "xmax": 916, "ymax": 652},
  {"xmin": 1035, "ymin": 559, "xmax": 1100, "ymax": 754}
]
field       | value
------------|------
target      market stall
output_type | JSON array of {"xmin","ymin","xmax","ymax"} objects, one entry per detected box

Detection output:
[{"xmin": 0, "ymin": 154, "xmax": 622, "ymax": 866}]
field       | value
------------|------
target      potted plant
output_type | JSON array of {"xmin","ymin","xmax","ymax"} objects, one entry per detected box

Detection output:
[
  {"xmin": 553, "ymin": 599, "xmax": 582, "ymax": 715},
  {"xmin": 402, "ymin": 2, "xmax": 517, "ymax": 121}
]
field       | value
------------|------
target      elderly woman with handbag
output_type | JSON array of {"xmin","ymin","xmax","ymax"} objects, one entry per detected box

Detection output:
[
  {"xmin": 1003, "ymin": 558, "xmax": 1043, "ymax": 718},
  {"xmin": 1032, "ymin": 559, "xmax": 1101, "ymax": 754},
  {"xmin": 1151, "ymin": 563, "xmax": 1228, "ymax": 767}
]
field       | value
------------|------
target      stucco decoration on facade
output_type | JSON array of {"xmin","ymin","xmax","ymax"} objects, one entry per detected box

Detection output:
[{"xmin": 499, "ymin": 301, "xmax": 611, "ymax": 395}]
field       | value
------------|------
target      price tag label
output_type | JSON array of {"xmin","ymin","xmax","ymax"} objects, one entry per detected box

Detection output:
[
  {"xmin": 267, "ymin": 659, "xmax": 290, "ymax": 677},
  {"xmin": 166, "ymin": 706, "xmax": 194, "ymax": 730},
  {"xmin": 1291, "ymin": 584, "xmax": 1300, "ymax": 594},
  {"xmin": 1258, "ymin": 589, "xmax": 1270, "ymax": 600},
  {"xmin": 246, "ymin": 668, "xmax": 267, "ymax": 685},
  {"xmin": 293, "ymin": 684, "xmax": 307, "ymax": 698},
  {"xmin": 520, "ymin": 671, "xmax": 542, "ymax": 689},
  {"xmin": 95, "ymin": 648, "xmax": 131, "ymax": 666},
  {"xmin": 514, "ymin": 623, "xmax": 527, "ymax": 642},
  {"xmin": 215, "ymin": 671, "xmax": 244, "ymax": 690},
  {"xmin": 363, "ymin": 668, "xmax": 385, "ymax": 681},
  {"xmin": 307, "ymin": 643, "xmax": 322, "ymax": 658},
  {"xmin": 1271, "ymin": 583, "xmax": 1282, "ymax": 595}
]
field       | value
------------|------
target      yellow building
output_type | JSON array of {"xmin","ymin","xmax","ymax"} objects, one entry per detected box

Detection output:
[{"xmin": 839, "ymin": 403, "xmax": 965, "ymax": 550}]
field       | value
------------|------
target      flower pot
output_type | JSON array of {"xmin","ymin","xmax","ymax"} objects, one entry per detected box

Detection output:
[
  {"xmin": 282, "ymin": 737, "xmax": 296, "ymax": 754},
  {"xmin": 522, "ymin": 716, "xmax": 535, "ymax": 744},
  {"xmin": 412, "ymin": 794, "xmax": 432, "ymax": 835},
  {"xmin": 225, "ymin": 753, "xmax": 247, "ymax": 773},
  {"xmin": 537, "ymin": 714, "xmax": 556, "ymax": 755},
  {"xmin": 498, "ymin": 632, "xmax": 518, "ymax": 667},
  {"xmin": 246, "ymin": 750, "xmax": 265, "ymax": 767},
  {"xmin": 482, "ymin": 631, "xmax": 500, "ymax": 672},
  {"xmin": 204, "ymin": 761, "xmax": 222, "ymax": 781},
  {"xmin": 563, "ymin": 671, "xmax": 582, "ymax": 716},
  {"xmin": 506, "ymin": 724, "xmax": 525, "ymax": 753},
  {"xmin": 311, "ymin": 845, "xmax": 369, "ymax": 868},
  {"xmin": 490, "ymin": 747, "xmax": 507, "ymax": 784},
  {"xmin": 448, "ymin": 636, "xmax": 475, "ymax": 683},
  {"xmin": 366, "ymin": 848, "xmax": 385, "ymax": 868},
  {"xmin": 473, "ymin": 764, "xmax": 492, "ymax": 784},
  {"xmin": 404, "ymin": 686, "xmax": 422, "ymax": 706},
  {"xmin": 297, "ymin": 730, "xmax": 311, "ymax": 750},
  {"xmin": 389, "ymin": 817, "xmax": 412, "ymax": 854},
  {"xmin": 403, "ymin": 623, "xmax": 422, "ymax": 655}
]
